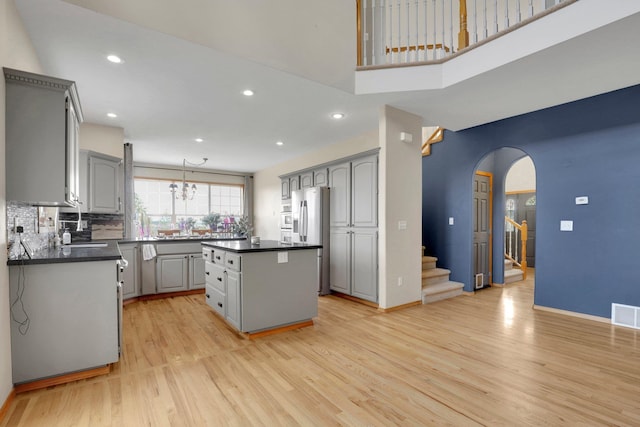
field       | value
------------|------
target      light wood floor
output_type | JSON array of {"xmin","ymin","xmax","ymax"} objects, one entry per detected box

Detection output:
[{"xmin": 3, "ymin": 272, "xmax": 640, "ymax": 426}]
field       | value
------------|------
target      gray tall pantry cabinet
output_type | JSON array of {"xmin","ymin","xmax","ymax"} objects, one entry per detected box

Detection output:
[
  {"xmin": 4, "ymin": 68, "xmax": 82, "ymax": 206},
  {"xmin": 329, "ymin": 154, "xmax": 378, "ymax": 302}
]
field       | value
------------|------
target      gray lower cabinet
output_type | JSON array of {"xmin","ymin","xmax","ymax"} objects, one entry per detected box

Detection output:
[
  {"xmin": 119, "ymin": 243, "xmax": 139, "ymax": 299},
  {"xmin": 329, "ymin": 228, "xmax": 378, "ymax": 303},
  {"xmin": 204, "ymin": 253, "xmax": 242, "ymax": 329},
  {"xmin": 156, "ymin": 254, "xmax": 189, "ymax": 293},
  {"xmin": 189, "ymin": 253, "xmax": 206, "ymax": 289}
]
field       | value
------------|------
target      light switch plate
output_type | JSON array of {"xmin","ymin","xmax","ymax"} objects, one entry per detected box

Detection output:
[
  {"xmin": 398, "ymin": 220, "xmax": 407, "ymax": 230},
  {"xmin": 575, "ymin": 196, "xmax": 589, "ymax": 205},
  {"xmin": 277, "ymin": 252, "xmax": 288, "ymax": 263},
  {"xmin": 560, "ymin": 220, "xmax": 573, "ymax": 231},
  {"xmin": 448, "ymin": 217, "xmax": 454, "ymax": 225}
]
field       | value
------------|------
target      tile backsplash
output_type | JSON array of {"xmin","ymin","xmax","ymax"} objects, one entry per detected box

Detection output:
[{"xmin": 7, "ymin": 202, "xmax": 124, "ymax": 255}]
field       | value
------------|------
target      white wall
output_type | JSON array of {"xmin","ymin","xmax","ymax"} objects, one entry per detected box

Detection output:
[
  {"xmin": 253, "ymin": 130, "xmax": 378, "ymax": 240},
  {"xmin": 1, "ymin": 0, "xmax": 43, "ymax": 407},
  {"xmin": 79, "ymin": 123, "xmax": 125, "ymax": 158},
  {"xmin": 505, "ymin": 156, "xmax": 536, "ymax": 192},
  {"xmin": 378, "ymin": 106, "xmax": 423, "ymax": 309}
]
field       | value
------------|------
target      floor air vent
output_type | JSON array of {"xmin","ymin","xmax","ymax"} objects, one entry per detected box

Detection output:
[{"xmin": 611, "ymin": 303, "xmax": 640, "ymax": 329}]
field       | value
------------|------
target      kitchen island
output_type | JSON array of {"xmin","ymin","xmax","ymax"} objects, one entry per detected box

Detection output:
[{"xmin": 202, "ymin": 240, "xmax": 322, "ymax": 336}]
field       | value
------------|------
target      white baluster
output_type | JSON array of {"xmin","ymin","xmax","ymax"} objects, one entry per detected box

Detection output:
[
  {"xmin": 389, "ymin": 0, "xmax": 394, "ymax": 63},
  {"xmin": 528, "ymin": 0, "xmax": 534, "ymax": 18},
  {"xmin": 423, "ymin": 0, "xmax": 428, "ymax": 61},
  {"xmin": 363, "ymin": 0, "xmax": 369, "ymax": 66},
  {"xmin": 449, "ymin": 0, "xmax": 453, "ymax": 54},
  {"xmin": 473, "ymin": 0, "xmax": 478, "ymax": 43},
  {"xmin": 397, "ymin": 0, "xmax": 402, "ymax": 63},
  {"xmin": 407, "ymin": 0, "xmax": 411, "ymax": 62},
  {"xmin": 516, "ymin": 0, "xmax": 521, "ymax": 24},
  {"xmin": 495, "ymin": 0, "xmax": 499, "ymax": 33},
  {"xmin": 382, "ymin": 0, "xmax": 387, "ymax": 64},
  {"xmin": 432, "ymin": 0, "xmax": 437, "ymax": 60},
  {"xmin": 440, "ymin": 0, "xmax": 445, "ymax": 59},
  {"xmin": 504, "ymin": 0, "xmax": 509, "ymax": 29},
  {"xmin": 415, "ymin": 0, "xmax": 419, "ymax": 61},
  {"xmin": 515, "ymin": 227, "xmax": 519, "ymax": 263},
  {"xmin": 483, "ymin": 0, "xmax": 488, "ymax": 39}
]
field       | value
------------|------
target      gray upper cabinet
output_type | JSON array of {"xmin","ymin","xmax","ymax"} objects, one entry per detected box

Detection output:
[
  {"xmin": 313, "ymin": 167, "xmax": 329, "ymax": 187},
  {"xmin": 328, "ymin": 162, "xmax": 351, "ymax": 227},
  {"xmin": 4, "ymin": 68, "xmax": 82, "ymax": 206},
  {"xmin": 351, "ymin": 155, "xmax": 378, "ymax": 228},
  {"xmin": 281, "ymin": 178, "xmax": 290, "ymax": 200},
  {"xmin": 289, "ymin": 175, "xmax": 301, "ymax": 193},
  {"xmin": 300, "ymin": 171, "xmax": 313, "ymax": 189},
  {"xmin": 89, "ymin": 152, "xmax": 122, "ymax": 213}
]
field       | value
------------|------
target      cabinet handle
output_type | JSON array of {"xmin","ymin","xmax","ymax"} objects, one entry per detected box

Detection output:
[
  {"xmin": 217, "ymin": 302, "xmax": 223, "ymax": 308},
  {"xmin": 217, "ymin": 277, "xmax": 222, "ymax": 282},
  {"xmin": 228, "ymin": 260, "xmax": 234, "ymax": 265},
  {"xmin": 206, "ymin": 294, "xmax": 210, "ymax": 299},
  {"xmin": 216, "ymin": 256, "xmax": 221, "ymax": 260},
  {"xmin": 205, "ymin": 271, "xmax": 210, "ymax": 276}
]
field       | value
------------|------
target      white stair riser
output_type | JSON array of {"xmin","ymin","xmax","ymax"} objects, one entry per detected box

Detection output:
[
  {"xmin": 422, "ymin": 274, "xmax": 450, "ymax": 287},
  {"xmin": 422, "ymin": 288, "xmax": 464, "ymax": 304},
  {"xmin": 504, "ymin": 272, "xmax": 523, "ymax": 284}
]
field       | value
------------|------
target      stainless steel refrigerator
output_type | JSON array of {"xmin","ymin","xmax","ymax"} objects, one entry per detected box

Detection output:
[{"xmin": 291, "ymin": 187, "xmax": 330, "ymax": 295}]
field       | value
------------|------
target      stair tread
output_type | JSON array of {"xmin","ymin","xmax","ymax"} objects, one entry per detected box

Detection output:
[
  {"xmin": 421, "ymin": 268, "xmax": 450, "ymax": 279},
  {"xmin": 422, "ymin": 256, "xmax": 438, "ymax": 262},
  {"xmin": 422, "ymin": 280, "xmax": 464, "ymax": 295}
]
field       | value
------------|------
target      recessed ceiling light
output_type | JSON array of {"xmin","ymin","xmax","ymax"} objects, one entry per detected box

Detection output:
[
  {"xmin": 243, "ymin": 89, "xmax": 254, "ymax": 96},
  {"xmin": 276, "ymin": 141, "xmax": 284, "ymax": 146},
  {"xmin": 195, "ymin": 138, "xmax": 204, "ymax": 143},
  {"xmin": 107, "ymin": 113, "xmax": 117, "ymax": 118},
  {"xmin": 107, "ymin": 55, "xmax": 122, "ymax": 64},
  {"xmin": 331, "ymin": 112, "xmax": 345, "ymax": 119}
]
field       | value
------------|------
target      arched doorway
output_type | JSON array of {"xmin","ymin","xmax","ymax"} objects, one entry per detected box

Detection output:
[{"xmin": 473, "ymin": 148, "xmax": 536, "ymax": 289}]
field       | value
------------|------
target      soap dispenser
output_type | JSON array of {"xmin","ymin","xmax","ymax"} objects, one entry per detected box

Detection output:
[{"xmin": 62, "ymin": 228, "xmax": 71, "ymax": 245}]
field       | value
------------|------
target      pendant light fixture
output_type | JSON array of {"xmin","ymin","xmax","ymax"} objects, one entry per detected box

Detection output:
[{"xmin": 170, "ymin": 158, "xmax": 208, "ymax": 200}]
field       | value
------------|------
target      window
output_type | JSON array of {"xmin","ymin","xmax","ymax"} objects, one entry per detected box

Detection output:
[{"xmin": 134, "ymin": 178, "xmax": 243, "ymax": 237}]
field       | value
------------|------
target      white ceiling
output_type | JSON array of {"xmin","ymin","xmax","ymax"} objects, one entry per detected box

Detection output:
[{"xmin": 14, "ymin": 0, "xmax": 640, "ymax": 172}]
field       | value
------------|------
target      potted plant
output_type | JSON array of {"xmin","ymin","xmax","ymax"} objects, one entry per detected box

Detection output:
[
  {"xmin": 202, "ymin": 212, "xmax": 221, "ymax": 231},
  {"xmin": 231, "ymin": 215, "xmax": 253, "ymax": 237}
]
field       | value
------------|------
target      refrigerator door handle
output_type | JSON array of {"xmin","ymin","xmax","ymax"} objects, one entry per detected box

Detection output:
[{"xmin": 301, "ymin": 200, "xmax": 308, "ymax": 241}]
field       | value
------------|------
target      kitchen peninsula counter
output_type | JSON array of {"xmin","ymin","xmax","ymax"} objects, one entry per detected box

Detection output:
[
  {"xmin": 7, "ymin": 240, "xmax": 121, "ymax": 266},
  {"xmin": 201, "ymin": 240, "xmax": 321, "ymax": 335}
]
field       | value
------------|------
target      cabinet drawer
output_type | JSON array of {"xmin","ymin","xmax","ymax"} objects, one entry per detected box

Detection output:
[
  {"xmin": 202, "ymin": 247, "xmax": 213, "ymax": 262},
  {"xmin": 205, "ymin": 284, "xmax": 225, "ymax": 317},
  {"xmin": 206, "ymin": 262, "xmax": 226, "ymax": 293},
  {"xmin": 212, "ymin": 249, "xmax": 225, "ymax": 265},
  {"xmin": 225, "ymin": 253, "xmax": 241, "ymax": 272}
]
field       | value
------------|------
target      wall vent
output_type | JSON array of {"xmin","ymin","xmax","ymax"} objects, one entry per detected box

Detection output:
[{"xmin": 611, "ymin": 303, "xmax": 640, "ymax": 330}]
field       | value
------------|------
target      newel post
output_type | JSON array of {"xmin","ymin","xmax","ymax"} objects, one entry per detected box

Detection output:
[
  {"xmin": 458, "ymin": 0, "xmax": 469, "ymax": 50},
  {"xmin": 520, "ymin": 220, "xmax": 528, "ymax": 279}
]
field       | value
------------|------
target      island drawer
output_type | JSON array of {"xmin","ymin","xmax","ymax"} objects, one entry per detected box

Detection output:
[
  {"xmin": 202, "ymin": 247, "xmax": 213, "ymax": 262},
  {"xmin": 156, "ymin": 242, "xmax": 202, "ymax": 254},
  {"xmin": 212, "ymin": 249, "xmax": 225, "ymax": 265},
  {"xmin": 207, "ymin": 263, "xmax": 226, "ymax": 292},
  {"xmin": 225, "ymin": 253, "xmax": 241, "ymax": 272},
  {"xmin": 205, "ymin": 284, "xmax": 225, "ymax": 317}
]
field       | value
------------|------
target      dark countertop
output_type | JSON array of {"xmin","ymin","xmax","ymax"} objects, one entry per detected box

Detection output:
[
  {"xmin": 202, "ymin": 239, "xmax": 322, "ymax": 253},
  {"xmin": 118, "ymin": 236, "xmax": 245, "ymax": 244},
  {"xmin": 7, "ymin": 240, "xmax": 122, "ymax": 266}
]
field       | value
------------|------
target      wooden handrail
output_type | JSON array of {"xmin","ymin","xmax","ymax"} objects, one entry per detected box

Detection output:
[{"xmin": 504, "ymin": 217, "xmax": 527, "ymax": 279}]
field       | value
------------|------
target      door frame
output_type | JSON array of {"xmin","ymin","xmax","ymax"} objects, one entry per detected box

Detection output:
[{"xmin": 474, "ymin": 170, "xmax": 493, "ymax": 289}]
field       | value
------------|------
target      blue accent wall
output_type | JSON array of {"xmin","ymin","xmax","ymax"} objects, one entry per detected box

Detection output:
[{"xmin": 422, "ymin": 84, "xmax": 640, "ymax": 318}]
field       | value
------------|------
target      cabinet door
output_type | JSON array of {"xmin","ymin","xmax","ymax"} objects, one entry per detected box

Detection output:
[
  {"xmin": 329, "ymin": 228, "xmax": 351, "ymax": 293},
  {"xmin": 66, "ymin": 96, "xmax": 81, "ymax": 205},
  {"xmin": 89, "ymin": 155, "xmax": 121, "ymax": 213},
  {"xmin": 189, "ymin": 253, "xmax": 206, "ymax": 289},
  {"xmin": 313, "ymin": 168, "xmax": 329, "ymax": 187},
  {"xmin": 289, "ymin": 175, "xmax": 301, "ymax": 193},
  {"xmin": 300, "ymin": 172, "xmax": 313, "ymax": 189},
  {"xmin": 281, "ymin": 178, "xmax": 290, "ymax": 200},
  {"xmin": 351, "ymin": 229, "xmax": 378, "ymax": 302},
  {"xmin": 351, "ymin": 155, "xmax": 378, "ymax": 228},
  {"xmin": 120, "ymin": 245, "xmax": 138, "ymax": 299},
  {"xmin": 328, "ymin": 162, "xmax": 350, "ymax": 227},
  {"xmin": 226, "ymin": 270, "xmax": 242, "ymax": 330},
  {"xmin": 156, "ymin": 255, "xmax": 189, "ymax": 293}
]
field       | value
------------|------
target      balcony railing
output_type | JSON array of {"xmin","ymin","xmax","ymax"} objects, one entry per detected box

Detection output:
[{"xmin": 357, "ymin": 0, "xmax": 574, "ymax": 67}]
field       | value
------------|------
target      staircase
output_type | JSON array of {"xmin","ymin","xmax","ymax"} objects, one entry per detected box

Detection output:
[
  {"xmin": 504, "ymin": 259, "xmax": 524, "ymax": 284},
  {"xmin": 421, "ymin": 255, "xmax": 464, "ymax": 304}
]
